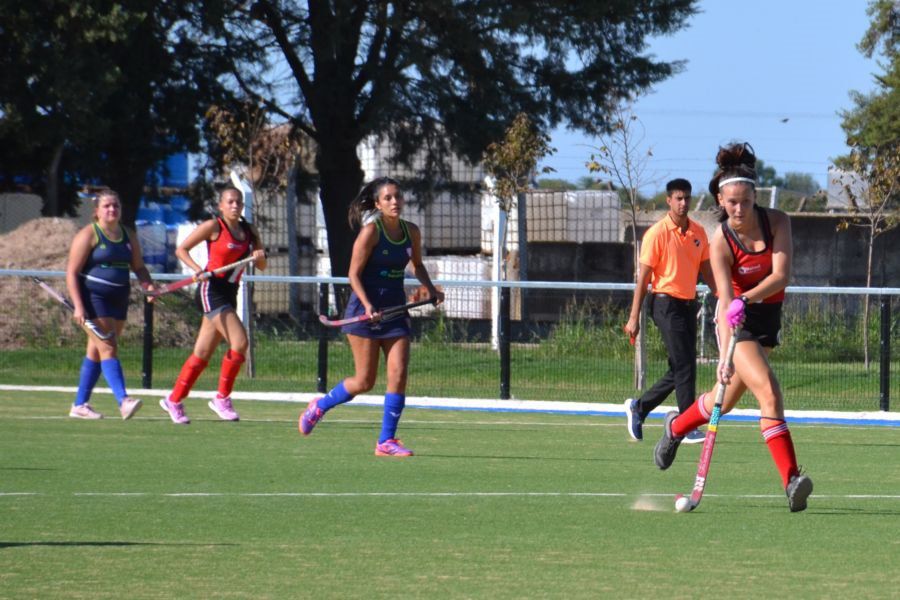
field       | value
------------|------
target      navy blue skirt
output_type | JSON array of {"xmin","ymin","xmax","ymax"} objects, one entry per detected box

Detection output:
[
  {"xmin": 78, "ymin": 278, "xmax": 129, "ymax": 320},
  {"xmin": 341, "ymin": 287, "xmax": 411, "ymax": 339}
]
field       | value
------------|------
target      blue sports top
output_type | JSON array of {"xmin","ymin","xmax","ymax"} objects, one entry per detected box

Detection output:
[
  {"xmin": 82, "ymin": 223, "xmax": 133, "ymax": 289},
  {"xmin": 360, "ymin": 219, "xmax": 412, "ymax": 289}
]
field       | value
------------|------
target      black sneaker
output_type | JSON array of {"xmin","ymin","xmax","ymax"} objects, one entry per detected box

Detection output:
[
  {"xmin": 654, "ymin": 411, "xmax": 684, "ymax": 470},
  {"xmin": 625, "ymin": 398, "xmax": 643, "ymax": 441},
  {"xmin": 786, "ymin": 472, "xmax": 813, "ymax": 512}
]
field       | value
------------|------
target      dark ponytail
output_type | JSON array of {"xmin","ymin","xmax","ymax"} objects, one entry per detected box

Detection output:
[{"xmin": 348, "ymin": 176, "xmax": 402, "ymax": 229}]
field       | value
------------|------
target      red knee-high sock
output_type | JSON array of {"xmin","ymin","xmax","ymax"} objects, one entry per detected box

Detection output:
[
  {"xmin": 762, "ymin": 420, "xmax": 799, "ymax": 488},
  {"xmin": 217, "ymin": 350, "xmax": 245, "ymax": 398},
  {"xmin": 170, "ymin": 354, "xmax": 208, "ymax": 403},
  {"xmin": 671, "ymin": 393, "xmax": 710, "ymax": 437}
]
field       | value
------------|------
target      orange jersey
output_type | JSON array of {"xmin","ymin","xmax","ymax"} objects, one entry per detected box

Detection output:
[{"xmin": 639, "ymin": 214, "xmax": 709, "ymax": 300}]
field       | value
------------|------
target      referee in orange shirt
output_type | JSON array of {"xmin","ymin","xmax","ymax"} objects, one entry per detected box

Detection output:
[{"xmin": 623, "ymin": 179, "xmax": 716, "ymax": 442}]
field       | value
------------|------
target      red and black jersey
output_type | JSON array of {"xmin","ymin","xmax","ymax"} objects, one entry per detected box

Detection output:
[
  {"xmin": 722, "ymin": 206, "xmax": 785, "ymax": 304},
  {"xmin": 206, "ymin": 217, "xmax": 252, "ymax": 283}
]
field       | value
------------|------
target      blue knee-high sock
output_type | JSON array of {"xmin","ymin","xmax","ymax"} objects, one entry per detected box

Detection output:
[
  {"xmin": 74, "ymin": 358, "xmax": 102, "ymax": 406},
  {"xmin": 317, "ymin": 380, "xmax": 354, "ymax": 412},
  {"xmin": 100, "ymin": 358, "xmax": 128, "ymax": 405},
  {"xmin": 379, "ymin": 393, "xmax": 406, "ymax": 443}
]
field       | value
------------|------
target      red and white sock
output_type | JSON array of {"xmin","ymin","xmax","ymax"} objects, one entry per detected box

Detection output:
[
  {"xmin": 671, "ymin": 393, "xmax": 710, "ymax": 437},
  {"xmin": 217, "ymin": 350, "xmax": 245, "ymax": 399},
  {"xmin": 170, "ymin": 354, "xmax": 208, "ymax": 403},
  {"xmin": 762, "ymin": 419, "xmax": 799, "ymax": 488}
]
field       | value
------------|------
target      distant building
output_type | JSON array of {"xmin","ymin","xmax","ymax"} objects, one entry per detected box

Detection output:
[{"xmin": 827, "ymin": 167, "xmax": 867, "ymax": 211}]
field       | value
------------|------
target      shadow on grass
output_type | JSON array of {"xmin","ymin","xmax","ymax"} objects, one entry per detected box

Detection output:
[
  {"xmin": 0, "ymin": 541, "xmax": 238, "ymax": 549},
  {"xmin": 0, "ymin": 467, "xmax": 57, "ymax": 471}
]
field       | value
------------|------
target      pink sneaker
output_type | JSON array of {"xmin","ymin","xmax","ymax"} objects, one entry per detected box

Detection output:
[
  {"xmin": 375, "ymin": 438, "xmax": 414, "ymax": 457},
  {"xmin": 69, "ymin": 403, "xmax": 103, "ymax": 420},
  {"xmin": 208, "ymin": 394, "xmax": 239, "ymax": 421},
  {"xmin": 119, "ymin": 397, "xmax": 143, "ymax": 420},
  {"xmin": 159, "ymin": 397, "xmax": 190, "ymax": 424},
  {"xmin": 298, "ymin": 398, "xmax": 324, "ymax": 436}
]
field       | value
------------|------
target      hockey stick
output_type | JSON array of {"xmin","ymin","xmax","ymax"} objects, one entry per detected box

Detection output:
[
  {"xmin": 33, "ymin": 277, "xmax": 114, "ymax": 341},
  {"xmin": 146, "ymin": 254, "xmax": 261, "ymax": 297},
  {"xmin": 676, "ymin": 325, "xmax": 741, "ymax": 512},
  {"xmin": 318, "ymin": 297, "xmax": 437, "ymax": 328}
]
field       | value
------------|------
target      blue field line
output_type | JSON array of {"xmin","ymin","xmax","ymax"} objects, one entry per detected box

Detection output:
[
  {"xmin": 399, "ymin": 403, "xmax": 900, "ymax": 427},
  {"xmin": 2, "ymin": 384, "xmax": 899, "ymax": 427}
]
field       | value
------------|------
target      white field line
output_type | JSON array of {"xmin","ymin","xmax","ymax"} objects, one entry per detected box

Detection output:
[
  {"xmin": 2, "ymin": 384, "xmax": 899, "ymax": 426},
  {"xmin": 0, "ymin": 415, "xmax": 889, "ymax": 432},
  {"xmin": 0, "ymin": 491, "xmax": 898, "ymax": 500}
]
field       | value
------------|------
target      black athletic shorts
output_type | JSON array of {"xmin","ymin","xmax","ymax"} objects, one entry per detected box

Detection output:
[
  {"xmin": 735, "ymin": 302, "xmax": 782, "ymax": 348},
  {"xmin": 195, "ymin": 277, "xmax": 239, "ymax": 318}
]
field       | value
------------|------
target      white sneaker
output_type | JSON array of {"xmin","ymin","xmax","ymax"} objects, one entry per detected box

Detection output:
[
  {"xmin": 119, "ymin": 397, "xmax": 143, "ymax": 420},
  {"xmin": 69, "ymin": 403, "xmax": 103, "ymax": 419},
  {"xmin": 682, "ymin": 428, "xmax": 706, "ymax": 444},
  {"xmin": 208, "ymin": 395, "xmax": 239, "ymax": 421},
  {"xmin": 159, "ymin": 397, "xmax": 190, "ymax": 425}
]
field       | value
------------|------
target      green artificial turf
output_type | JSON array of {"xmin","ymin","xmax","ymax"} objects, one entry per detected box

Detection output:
[{"xmin": 1, "ymin": 392, "xmax": 898, "ymax": 598}]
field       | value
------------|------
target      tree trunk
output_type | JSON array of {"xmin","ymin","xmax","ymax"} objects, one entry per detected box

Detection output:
[
  {"xmin": 316, "ymin": 140, "xmax": 364, "ymax": 278},
  {"xmin": 43, "ymin": 142, "xmax": 65, "ymax": 216},
  {"xmin": 106, "ymin": 168, "xmax": 144, "ymax": 228},
  {"xmin": 864, "ymin": 226, "xmax": 875, "ymax": 370}
]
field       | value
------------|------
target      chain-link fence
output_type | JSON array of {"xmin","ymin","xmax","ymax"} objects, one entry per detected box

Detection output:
[{"xmin": 2, "ymin": 269, "xmax": 897, "ymax": 412}]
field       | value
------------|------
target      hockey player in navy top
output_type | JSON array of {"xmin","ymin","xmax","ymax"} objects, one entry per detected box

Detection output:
[
  {"xmin": 66, "ymin": 189, "xmax": 156, "ymax": 420},
  {"xmin": 299, "ymin": 177, "xmax": 444, "ymax": 456}
]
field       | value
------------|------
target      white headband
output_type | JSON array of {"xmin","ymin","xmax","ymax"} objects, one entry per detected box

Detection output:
[{"xmin": 718, "ymin": 176, "xmax": 756, "ymax": 189}]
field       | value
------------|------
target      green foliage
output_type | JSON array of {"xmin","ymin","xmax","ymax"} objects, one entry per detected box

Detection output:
[
  {"xmin": 484, "ymin": 113, "xmax": 555, "ymax": 211},
  {"xmin": 536, "ymin": 298, "xmax": 659, "ymax": 361},
  {"xmin": 781, "ymin": 298, "xmax": 869, "ymax": 362},
  {"xmin": 776, "ymin": 190, "xmax": 827, "ymax": 213},
  {"xmin": 418, "ymin": 310, "xmax": 467, "ymax": 347},
  {"xmin": 754, "ymin": 158, "xmax": 780, "ymax": 187},
  {"xmin": 838, "ymin": 1, "xmax": 900, "ymax": 163},
  {"xmin": 644, "ymin": 190, "xmax": 670, "ymax": 210},
  {"xmin": 751, "ymin": 162, "xmax": 819, "ymax": 195},
  {"xmin": 234, "ymin": 0, "xmax": 699, "ymax": 274},
  {"xmin": 0, "ymin": 1, "xmax": 235, "ymax": 222},
  {"xmin": 782, "ymin": 172, "xmax": 820, "ymax": 195},
  {"xmin": 575, "ymin": 176, "xmax": 616, "ymax": 191},
  {"xmin": 536, "ymin": 178, "xmax": 577, "ymax": 191}
]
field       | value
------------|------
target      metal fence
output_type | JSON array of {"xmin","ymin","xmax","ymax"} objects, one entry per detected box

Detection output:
[{"xmin": 1, "ymin": 269, "xmax": 897, "ymax": 412}]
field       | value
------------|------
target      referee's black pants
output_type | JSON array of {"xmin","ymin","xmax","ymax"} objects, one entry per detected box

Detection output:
[{"xmin": 636, "ymin": 294, "xmax": 698, "ymax": 419}]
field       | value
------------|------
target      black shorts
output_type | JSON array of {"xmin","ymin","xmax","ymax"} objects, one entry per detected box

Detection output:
[
  {"xmin": 195, "ymin": 277, "xmax": 239, "ymax": 318},
  {"xmin": 736, "ymin": 302, "xmax": 782, "ymax": 348}
]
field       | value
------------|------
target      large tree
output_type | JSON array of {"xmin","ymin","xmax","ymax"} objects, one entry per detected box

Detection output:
[
  {"xmin": 838, "ymin": 0, "xmax": 900, "ymax": 162},
  {"xmin": 0, "ymin": 1, "xmax": 234, "ymax": 224},
  {"xmin": 226, "ymin": 0, "xmax": 698, "ymax": 275}
]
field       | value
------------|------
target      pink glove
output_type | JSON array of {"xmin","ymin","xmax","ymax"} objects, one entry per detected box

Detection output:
[{"xmin": 725, "ymin": 296, "xmax": 747, "ymax": 328}]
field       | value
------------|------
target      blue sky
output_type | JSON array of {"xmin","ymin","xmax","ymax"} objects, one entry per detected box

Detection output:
[{"xmin": 540, "ymin": 1, "xmax": 881, "ymax": 195}]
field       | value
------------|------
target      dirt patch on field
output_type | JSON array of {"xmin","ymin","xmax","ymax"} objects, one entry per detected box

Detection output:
[{"xmin": 0, "ymin": 217, "xmax": 198, "ymax": 348}]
